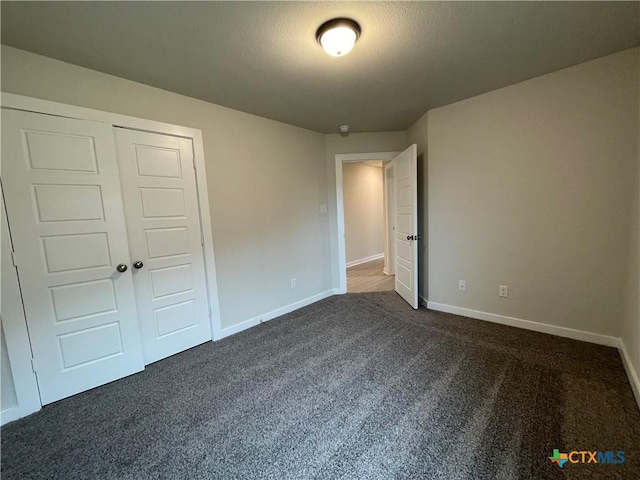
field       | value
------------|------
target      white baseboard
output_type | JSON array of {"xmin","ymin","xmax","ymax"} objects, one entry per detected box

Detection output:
[
  {"xmin": 426, "ymin": 302, "xmax": 621, "ymax": 348},
  {"xmin": 346, "ymin": 253, "xmax": 384, "ymax": 268},
  {"xmin": 216, "ymin": 289, "xmax": 335, "ymax": 340},
  {"xmin": 1, "ymin": 409, "xmax": 21, "ymax": 426},
  {"xmin": 619, "ymin": 340, "xmax": 640, "ymax": 410},
  {"xmin": 2, "ymin": 406, "xmax": 30, "ymax": 426},
  {"xmin": 426, "ymin": 301, "xmax": 640, "ymax": 410},
  {"xmin": 214, "ymin": 292, "xmax": 640, "ymax": 411}
]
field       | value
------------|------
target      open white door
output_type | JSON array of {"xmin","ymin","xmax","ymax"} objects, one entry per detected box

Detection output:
[
  {"xmin": 392, "ymin": 144, "xmax": 419, "ymax": 309},
  {"xmin": 1, "ymin": 109, "xmax": 145, "ymax": 404}
]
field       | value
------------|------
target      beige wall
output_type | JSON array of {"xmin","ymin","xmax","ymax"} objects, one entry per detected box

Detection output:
[
  {"xmin": 1, "ymin": 46, "xmax": 330, "ymax": 330},
  {"xmin": 423, "ymin": 47, "xmax": 639, "ymax": 338},
  {"xmin": 342, "ymin": 163, "xmax": 384, "ymax": 264},
  {"xmin": 621, "ymin": 61, "xmax": 640, "ymax": 377},
  {"xmin": 325, "ymin": 132, "xmax": 408, "ymax": 285}
]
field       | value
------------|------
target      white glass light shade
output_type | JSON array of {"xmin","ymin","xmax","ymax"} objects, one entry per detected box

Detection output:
[
  {"xmin": 316, "ymin": 18, "xmax": 361, "ymax": 57},
  {"xmin": 320, "ymin": 26, "xmax": 357, "ymax": 57}
]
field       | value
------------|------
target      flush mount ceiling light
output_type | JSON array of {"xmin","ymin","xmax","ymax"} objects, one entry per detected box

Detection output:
[{"xmin": 316, "ymin": 18, "xmax": 361, "ymax": 57}]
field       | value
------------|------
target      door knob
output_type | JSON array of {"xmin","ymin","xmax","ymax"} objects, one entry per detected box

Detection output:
[
  {"xmin": 116, "ymin": 263, "xmax": 128, "ymax": 273},
  {"xmin": 133, "ymin": 261, "xmax": 144, "ymax": 269}
]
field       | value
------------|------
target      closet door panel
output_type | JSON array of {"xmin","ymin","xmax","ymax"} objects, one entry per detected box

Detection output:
[
  {"xmin": 1, "ymin": 109, "xmax": 144, "ymax": 405},
  {"xmin": 115, "ymin": 128, "xmax": 211, "ymax": 365}
]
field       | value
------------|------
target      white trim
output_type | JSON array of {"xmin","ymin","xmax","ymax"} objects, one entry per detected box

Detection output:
[
  {"xmin": 335, "ymin": 151, "xmax": 400, "ymax": 294},
  {"xmin": 346, "ymin": 253, "xmax": 384, "ymax": 268},
  {"xmin": 336, "ymin": 152, "xmax": 399, "ymax": 163},
  {"xmin": 191, "ymin": 132, "xmax": 223, "ymax": 340},
  {"xmin": 383, "ymin": 162, "xmax": 396, "ymax": 276},
  {"xmin": 1, "ymin": 184, "xmax": 42, "ymax": 426},
  {"xmin": 1, "ymin": 407, "xmax": 32, "ymax": 426},
  {"xmin": 426, "ymin": 302, "xmax": 621, "ymax": 347},
  {"xmin": 2, "ymin": 93, "xmax": 199, "ymax": 139},
  {"xmin": 427, "ymin": 300, "xmax": 640, "ymax": 411},
  {"xmin": 619, "ymin": 340, "xmax": 640, "ymax": 410},
  {"xmin": 217, "ymin": 290, "xmax": 335, "ymax": 340},
  {"xmin": 1, "ymin": 93, "xmax": 222, "ymax": 342}
]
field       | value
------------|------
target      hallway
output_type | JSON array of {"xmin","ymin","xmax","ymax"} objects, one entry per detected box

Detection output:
[{"xmin": 346, "ymin": 258, "xmax": 395, "ymax": 293}]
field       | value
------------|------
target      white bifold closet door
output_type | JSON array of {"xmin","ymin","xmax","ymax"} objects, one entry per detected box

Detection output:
[
  {"xmin": 1, "ymin": 109, "xmax": 145, "ymax": 404},
  {"xmin": 114, "ymin": 129, "xmax": 211, "ymax": 365},
  {"xmin": 2, "ymin": 109, "xmax": 213, "ymax": 405}
]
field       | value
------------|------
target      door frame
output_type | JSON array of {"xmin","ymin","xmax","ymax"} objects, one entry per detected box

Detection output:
[
  {"xmin": 0, "ymin": 93, "xmax": 223, "ymax": 421},
  {"xmin": 1, "ymin": 183, "xmax": 42, "ymax": 425},
  {"xmin": 383, "ymin": 161, "xmax": 396, "ymax": 276},
  {"xmin": 334, "ymin": 151, "xmax": 399, "ymax": 294}
]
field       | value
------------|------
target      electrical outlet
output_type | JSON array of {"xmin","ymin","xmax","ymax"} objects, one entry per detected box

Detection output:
[
  {"xmin": 458, "ymin": 280, "xmax": 466, "ymax": 292},
  {"xmin": 320, "ymin": 204, "xmax": 328, "ymax": 214},
  {"xmin": 499, "ymin": 285, "xmax": 509, "ymax": 298},
  {"xmin": 291, "ymin": 278, "xmax": 297, "ymax": 289}
]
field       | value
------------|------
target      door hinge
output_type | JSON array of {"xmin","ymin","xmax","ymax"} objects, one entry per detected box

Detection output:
[
  {"xmin": 31, "ymin": 357, "xmax": 38, "ymax": 373},
  {"xmin": 201, "ymin": 234, "xmax": 204, "ymax": 246},
  {"xmin": 192, "ymin": 158, "xmax": 197, "ymax": 170}
]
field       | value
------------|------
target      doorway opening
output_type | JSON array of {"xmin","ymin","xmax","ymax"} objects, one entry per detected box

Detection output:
[
  {"xmin": 335, "ymin": 145, "xmax": 419, "ymax": 308},
  {"xmin": 334, "ymin": 151, "xmax": 399, "ymax": 294},
  {"xmin": 342, "ymin": 160, "xmax": 392, "ymax": 292}
]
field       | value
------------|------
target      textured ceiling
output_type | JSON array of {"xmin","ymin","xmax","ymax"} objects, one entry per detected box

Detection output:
[{"xmin": 1, "ymin": 2, "xmax": 638, "ymax": 133}]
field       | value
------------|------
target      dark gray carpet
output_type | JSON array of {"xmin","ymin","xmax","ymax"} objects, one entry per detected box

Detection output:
[{"xmin": 2, "ymin": 292, "xmax": 639, "ymax": 479}]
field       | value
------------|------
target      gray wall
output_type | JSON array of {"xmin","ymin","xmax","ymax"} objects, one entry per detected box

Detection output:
[
  {"xmin": 2, "ymin": 43, "xmax": 638, "ymax": 413},
  {"xmin": 1, "ymin": 45, "xmax": 331, "ymax": 330},
  {"xmin": 342, "ymin": 163, "xmax": 384, "ymax": 264},
  {"xmin": 0, "ymin": 47, "xmax": 410, "ymax": 413},
  {"xmin": 622, "ymin": 60, "xmax": 640, "ymax": 375},
  {"xmin": 416, "ymin": 48, "xmax": 639, "ymax": 343}
]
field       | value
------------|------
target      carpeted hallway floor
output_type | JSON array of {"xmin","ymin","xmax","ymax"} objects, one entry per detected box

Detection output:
[{"xmin": 2, "ymin": 292, "xmax": 639, "ymax": 479}]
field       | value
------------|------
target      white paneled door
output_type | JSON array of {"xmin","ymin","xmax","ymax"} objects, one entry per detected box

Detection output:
[
  {"xmin": 114, "ymin": 129, "xmax": 212, "ymax": 365},
  {"xmin": 1, "ymin": 109, "xmax": 145, "ymax": 404},
  {"xmin": 392, "ymin": 144, "xmax": 419, "ymax": 309}
]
